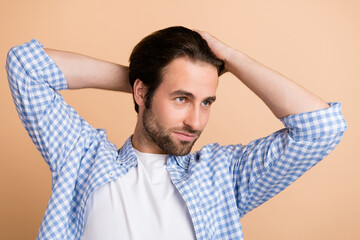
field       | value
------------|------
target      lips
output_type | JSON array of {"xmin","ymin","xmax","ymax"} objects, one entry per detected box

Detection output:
[{"xmin": 173, "ymin": 131, "xmax": 197, "ymax": 142}]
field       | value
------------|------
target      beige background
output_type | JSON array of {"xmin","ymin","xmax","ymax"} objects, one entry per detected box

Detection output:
[{"xmin": 1, "ymin": 0, "xmax": 359, "ymax": 239}]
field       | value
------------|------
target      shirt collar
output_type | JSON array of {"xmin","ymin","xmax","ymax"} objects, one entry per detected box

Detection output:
[
  {"xmin": 116, "ymin": 136, "xmax": 137, "ymax": 165},
  {"xmin": 171, "ymin": 154, "xmax": 191, "ymax": 170},
  {"xmin": 117, "ymin": 136, "xmax": 191, "ymax": 170}
]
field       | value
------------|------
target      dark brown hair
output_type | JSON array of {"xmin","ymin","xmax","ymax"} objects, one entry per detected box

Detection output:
[{"xmin": 129, "ymin": 26, "xmax": 224, "ymax": 113}]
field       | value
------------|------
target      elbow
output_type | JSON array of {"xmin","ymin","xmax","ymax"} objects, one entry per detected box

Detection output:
[{"xmin": 6, "ymin": 46, "xmax": 20, "ymax": 79}]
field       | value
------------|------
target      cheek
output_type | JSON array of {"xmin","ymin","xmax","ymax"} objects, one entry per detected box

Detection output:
[
  {"xmin": 152, "ymin": 101, "xmax": 185, "ymax": 126},
  {"xmin": 200, "ymin": 111, "xmax": 211, "ymax": 129}
]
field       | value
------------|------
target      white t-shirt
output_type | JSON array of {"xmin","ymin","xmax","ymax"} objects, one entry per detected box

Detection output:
[{"xmin": 81, "ymin": 149, "xmax": 196, "ymax": 240}]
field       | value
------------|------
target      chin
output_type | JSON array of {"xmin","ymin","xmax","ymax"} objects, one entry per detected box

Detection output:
[{"xmin": 172, "ymin": 141, "xmax": 195, "ymax": 156}]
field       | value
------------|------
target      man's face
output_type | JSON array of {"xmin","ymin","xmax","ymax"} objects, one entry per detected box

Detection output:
[{"xmin": 140, "ymin": 57, "xmax": 218, "ymax": 156}]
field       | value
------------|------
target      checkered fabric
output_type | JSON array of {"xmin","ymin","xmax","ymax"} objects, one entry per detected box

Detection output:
[{"xmin": 6, "ymin": 39, "xmax": 346, "ymax": 240}]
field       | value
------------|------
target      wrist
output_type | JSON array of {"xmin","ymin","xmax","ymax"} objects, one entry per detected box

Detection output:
[{"xmin": 222, "ymin": 47, "xmax": 238, "ymax": 73}]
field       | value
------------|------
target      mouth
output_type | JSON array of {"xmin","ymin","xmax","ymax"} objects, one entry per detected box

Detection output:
[{"xmin": 173, "ymin": 131, "xmax": 197, "ymax": 142}]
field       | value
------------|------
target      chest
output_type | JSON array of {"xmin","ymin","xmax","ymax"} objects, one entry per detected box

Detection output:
[{"xmin": 77, "ymin": 152, "xmax": 242, "ymax": 239}]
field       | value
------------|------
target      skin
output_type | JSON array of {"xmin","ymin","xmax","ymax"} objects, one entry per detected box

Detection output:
[
  {"xmin": 197, "ymin": 31, "xmax": 329, "ymax": 119},
  {"xmin": 45, "ymin": 48, "xmax": 132, "ymax": 93},
  {"xmin": 131, "ymin": 57, "xmax": 219, "ymax": 155}
]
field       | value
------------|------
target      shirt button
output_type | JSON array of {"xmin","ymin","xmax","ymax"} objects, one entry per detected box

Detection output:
[
  {"xmin": 80, "ymin": 201, "xmax": 85, "ymax": 208},
  {"xmin": 108, "ymin": 171, "xmax": 115, "ymax": 178}
]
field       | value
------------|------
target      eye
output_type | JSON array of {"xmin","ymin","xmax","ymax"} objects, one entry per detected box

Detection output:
[
  {"xmin": 201, "ymin": 100, "xmax": 212, "ymax": 107},
  {"xmin": 175, "ymin": 97, "xmax": 187, "ymax": 103}
]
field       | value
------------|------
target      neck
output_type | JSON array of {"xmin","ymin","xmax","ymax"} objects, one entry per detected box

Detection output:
[{"xmin": 132, "ymin": 119, "xmax": 165, "ymax": 154}]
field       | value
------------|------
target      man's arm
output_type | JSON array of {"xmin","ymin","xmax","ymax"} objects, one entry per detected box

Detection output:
[
  {"xmin": 199, "ymin": 32, "xmax": 347, "ymax": 216},
  {"xmin": 6, "ymin": 39, "xmax": 130, "ymax": 172},
  {"xmin": 199, "ymin": 31, "xmax": 329, "ymax": 119},
  {"xmin": 44, "ymin": 49, "xmax": 132, "ymax": 92}
]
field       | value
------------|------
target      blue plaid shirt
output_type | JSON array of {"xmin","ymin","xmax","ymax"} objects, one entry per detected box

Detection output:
[{"xmin": 6, "ymin": 39, "xmax": 346, "ymax": 240}]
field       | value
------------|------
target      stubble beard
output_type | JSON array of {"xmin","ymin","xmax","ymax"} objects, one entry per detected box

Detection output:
[{"xmin": 142, "ymin": 107, "xmax": 201, "ymax": 156}]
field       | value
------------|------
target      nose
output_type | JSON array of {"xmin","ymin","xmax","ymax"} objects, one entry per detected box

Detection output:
[{"xmin": 184, "ymin": 106, "xmax": 202, "ymax": 131}]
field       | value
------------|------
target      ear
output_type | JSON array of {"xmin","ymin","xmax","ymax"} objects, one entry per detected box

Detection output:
[{"xmin": 133, "ymin": 79, "xmax": 147, "ymax": 108}]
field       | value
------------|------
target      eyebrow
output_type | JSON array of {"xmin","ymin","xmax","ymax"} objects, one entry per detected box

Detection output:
[
  {"xmin": 204, "ymin": 96, "xmax": 217, "ymax": 103},
  {"xmin": 170, "ymin": 90, "xmax": 216, "ymax": 102}
]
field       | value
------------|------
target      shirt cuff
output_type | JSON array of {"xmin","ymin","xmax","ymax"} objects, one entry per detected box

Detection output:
[
  {"xmin": 13, "ymin": 39, "xmax": 68, "ymax": 91},
  {"xmin": 280, "ymin": 102, "xmax": 347, "ymax": 141}
]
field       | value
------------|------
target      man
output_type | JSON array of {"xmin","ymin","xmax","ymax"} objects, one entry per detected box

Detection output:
[{"xmin": 6, "ymin": 26, "xmax": 346, "ymax": 240}]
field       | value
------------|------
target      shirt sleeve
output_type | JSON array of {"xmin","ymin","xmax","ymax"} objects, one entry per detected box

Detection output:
[
  {"xmin": 6, "ymin": 39, "xmax": 96, "ymax": 172},
  {"xmin": 227, "ymin": 103, "xmax": 347, "ymax": 217}
]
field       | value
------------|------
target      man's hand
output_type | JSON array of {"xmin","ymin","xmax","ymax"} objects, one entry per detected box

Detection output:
[
  {"xmin": 196, "ymin": 31, "xmax": 234, "ymax": 74},
  {"xmin": 198, "ymin": 30, "xmax": 329, "ymax": 119}
]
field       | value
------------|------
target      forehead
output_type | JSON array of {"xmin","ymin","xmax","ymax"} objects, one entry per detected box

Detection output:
[{"xmin": 158, "ymin": 57, "xmax": 219, "ymax": 97}]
